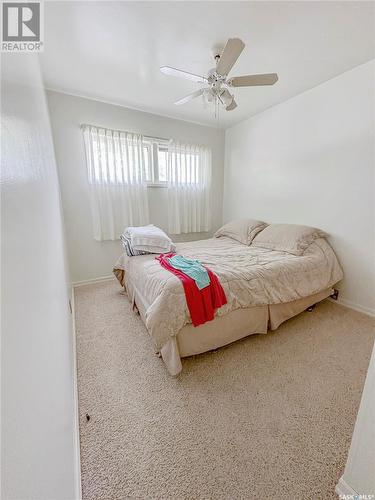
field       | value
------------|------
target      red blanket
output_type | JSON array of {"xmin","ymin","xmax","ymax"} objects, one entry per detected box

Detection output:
[{"xmin": 156, "ymin": 253, "xmax": 227, "ymax": 327}]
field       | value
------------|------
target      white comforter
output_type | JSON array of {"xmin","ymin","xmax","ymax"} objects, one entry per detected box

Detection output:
[{"xmin": 114, "ymin": 237, "xmax": 343, "ymax": 350}]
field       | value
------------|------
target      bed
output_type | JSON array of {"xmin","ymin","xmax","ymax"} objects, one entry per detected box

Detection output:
[{"xmin": 113, "ymin": 233, "xmax": 343, "ymax": 375}]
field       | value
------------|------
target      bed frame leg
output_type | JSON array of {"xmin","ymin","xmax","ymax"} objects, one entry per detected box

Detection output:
[
  {"xmin": 330, "ymin": 288, "xmax": 339, "ymax": 301},
  {"xmin": 306, "ymin": 304, "xmax": 316, "ymax": 312}
]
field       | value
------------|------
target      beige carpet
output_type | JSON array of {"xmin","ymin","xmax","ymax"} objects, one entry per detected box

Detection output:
[{"xmin": 75, "ymin": 280, "xmax": 374, "ymax": 500}]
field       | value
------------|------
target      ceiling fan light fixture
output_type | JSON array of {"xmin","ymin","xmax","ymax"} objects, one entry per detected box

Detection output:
[
  {"xmin": 203, "ymin": 88, "xmax": 214, "ymax": 103},
  {"xmin": 220, "ymin": 89, "xmax": 234, "ymax": 107},
  {"xmin": 226, "ymin": 99, "xmax": 237, "ymax": 111}
]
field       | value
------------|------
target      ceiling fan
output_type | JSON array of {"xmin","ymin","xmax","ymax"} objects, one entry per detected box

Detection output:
[{"xmin": 160, "ymin": 38, "xmax": 278, "ymax": 112}]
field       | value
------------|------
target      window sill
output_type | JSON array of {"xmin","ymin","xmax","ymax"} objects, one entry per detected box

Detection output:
[{"xmin": 147, "ymin": 182, "xmax": 167, "ymax": 188}]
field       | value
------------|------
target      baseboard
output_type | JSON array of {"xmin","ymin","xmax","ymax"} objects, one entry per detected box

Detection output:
[
  {"xmin": 70, "ymin": 287, "xmax": 82, "ymax": 500},
  {"xmin": 328, "ymin": 296, "xmax": 375, "ymax": 318},
  {"xmin": 72, "ymin": 275, "xmax": 115, "ymax": 287},
  {"xmin": 335, "ymin": 476, "xmax": 357, "ymax": 496}
]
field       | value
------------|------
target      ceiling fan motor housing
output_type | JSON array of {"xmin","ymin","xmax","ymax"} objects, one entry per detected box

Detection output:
[{"xmin": 207, "ymin": 69, "xmax": 226, "ymax": 89}]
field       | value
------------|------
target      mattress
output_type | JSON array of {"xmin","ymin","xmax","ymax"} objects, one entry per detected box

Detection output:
[{"xmin": 114, "ymin": 236, "xmax": 343, "ymax": 352}]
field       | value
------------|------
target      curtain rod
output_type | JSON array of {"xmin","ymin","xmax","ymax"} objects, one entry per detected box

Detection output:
[{"xmin": 80, "ymin": 123, "xmax": 170, "ymax": 143}]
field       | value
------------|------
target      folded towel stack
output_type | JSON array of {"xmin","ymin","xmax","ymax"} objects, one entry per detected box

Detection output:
[{"xmin": 121, "ymin": 224, "xmax": 175, "ymax": 256}]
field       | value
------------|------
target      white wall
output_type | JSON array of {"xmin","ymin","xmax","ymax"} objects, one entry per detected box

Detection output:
[
  {"xmin": 223, "ymin": 60, "xmax": 375, "ymax": 315},
  {"xmin": 337, "ymin": 342, "xmax": 375, "ymax": 496},
  {"xmin": 47, "ymin": 90, "xmax": 225, "ymax": 283},
  {"xmin": 1, "ymin": 57, "xmax": 79, "ymax": 498}
]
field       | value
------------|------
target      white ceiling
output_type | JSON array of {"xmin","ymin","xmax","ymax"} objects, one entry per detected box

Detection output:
[{"xmin": 40, "ymin": 1, "xmax": 375, "ymax": 129}]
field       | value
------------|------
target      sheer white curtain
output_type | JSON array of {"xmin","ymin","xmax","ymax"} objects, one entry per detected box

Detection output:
[
  {"xmin": 82, "ymin": 125, "xmax": 149, "ymax": 241},
  {"xmin": 167, "ymin": 141, "xmax": 212, "ymax": 234}
]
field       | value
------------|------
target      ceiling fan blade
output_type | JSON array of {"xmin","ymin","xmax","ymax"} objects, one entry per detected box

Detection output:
[
  {"xmin": 160, "ymin": 66, "xmax": 207, "ymax": 83},
  {"xmin": 226, "ymin": 99, "xmax": 237, "ymax": 111},
  {"xmin": 228, "ymin": 73, "xmax": 278, "ymax": 87},
  {"xmin": 216, "ymin": 38, "xmax": 245, "ymax": 76},
  {"xmin": 174, "ymin": 89, "xmax": 204, "ymax": 106}
]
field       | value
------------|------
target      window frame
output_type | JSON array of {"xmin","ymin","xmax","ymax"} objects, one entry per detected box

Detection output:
[
  {"xmin": 142, "ymin": 141, "xmax": 153, "ymax": 185},
  {"xmin": 145, "ymin": 140, "xmax": 169, "ymax": 188}
]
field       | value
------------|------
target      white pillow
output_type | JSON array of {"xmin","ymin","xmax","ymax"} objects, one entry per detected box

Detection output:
[
  {"xmin": 123, "ymin": 225, "xmax": 175, "ymax": 253},
  {"xmin": 215, "ymin": 219, "xmax": 268, "ymax": 245},
  {"xmin": 252, "ymin": 224, "xmax": 328, "ymax": 255}
]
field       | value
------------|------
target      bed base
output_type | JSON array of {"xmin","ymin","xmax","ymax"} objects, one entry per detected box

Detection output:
[{"xmin": 125, "ymin": 278, "xmax": 334, "ymax": 376}]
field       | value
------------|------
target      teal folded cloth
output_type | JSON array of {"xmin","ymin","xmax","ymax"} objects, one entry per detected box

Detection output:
[{"xmin": 168, "ymin": 255, "xmax": 210, "ymax": 290}]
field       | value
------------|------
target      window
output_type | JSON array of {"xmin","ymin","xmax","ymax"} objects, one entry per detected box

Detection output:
[
  {"xmin": 86, "ymin": 129, "xmax": 202, "ymax": 188},
  {"xmin": 157, "ymin": 146, "xmax": 168, "ymax": 183},
  {"xmin": 145, "ymin": 141, "xmax": 201, "ymax": 186},
  {"xmin": 144, "ymin": 141, "xmax": 200, "ymax": 186},
  {"xmin": 82, "ymin": 124, "xmax": 212, "ymax": 239},
  {"xmin": 144, "ymin": 140, "xmax": 169, "ymax": 186}
]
